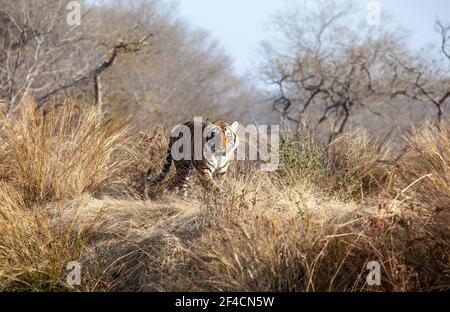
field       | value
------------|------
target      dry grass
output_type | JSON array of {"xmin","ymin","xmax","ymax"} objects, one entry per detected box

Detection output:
[
  {"xmin": 0, "ymin": 97, "xmax": 132, "ymax": 204},
  {"xmin": 398, "ymin": 123, "xmax": 450, "ymax": 211},
  {"xmin": 279, "ymin": 128, "xmax": 391, "ymax": 200},
  {"xmin": 0, "ymin": 183, "xmax": 97, "ymax": 291},
  {"xmin": 325, "ymin": 129, "xmax": 391, "ymax": 200},
  {"xmin": 0, "ymin": 97, "xmax": 448, "ymax": 292}
]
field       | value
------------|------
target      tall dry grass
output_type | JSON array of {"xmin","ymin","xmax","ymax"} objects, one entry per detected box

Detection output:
[
  {"xmin": 77, "ymin": 164, "xmax": 449, "ymax": 292},
  {"xmin": 398, "ymin": 123, "xmax": 450, "ymax": 211},
  {"xmin": 279, "ymin": 127, "xmax": 391, "ymax": 200},
  {"xmin": 326, "ymin": 129, "xmax": 391, "ymax": 200},
  {"xmin": 0, "ymin": 97, "xmax": 137, "ymax": 290},
  {"xmin": 0, "ymin": 97, "xmax": 132, "ymax": 204},
  {"xmin": 0, "ymin": 183, "xmax": 98, "ymax": 291}
]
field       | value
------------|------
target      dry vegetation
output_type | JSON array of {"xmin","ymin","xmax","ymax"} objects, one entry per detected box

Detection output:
[
  {"xmin": 0, "ymin": 0, "xmax": 448, "ymax": 294},
  {"xmin": 0, "ymin": 98, "xmax": 447, "ymax": 292}
]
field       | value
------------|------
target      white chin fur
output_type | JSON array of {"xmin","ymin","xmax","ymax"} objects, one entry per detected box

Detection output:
[{"xmin": 204, "ymin": 154, "xmax": 229, "ymax": 170}]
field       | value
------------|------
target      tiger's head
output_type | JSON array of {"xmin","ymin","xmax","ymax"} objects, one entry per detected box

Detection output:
[{"xmin": 203, "ymin": 119, "xmax": 239, "ymax": 167}]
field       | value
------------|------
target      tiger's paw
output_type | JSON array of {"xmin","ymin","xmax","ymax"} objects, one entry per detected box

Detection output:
[{"xmin": 214, "ymin": 186, "xmax": 224, "ymax": 195}]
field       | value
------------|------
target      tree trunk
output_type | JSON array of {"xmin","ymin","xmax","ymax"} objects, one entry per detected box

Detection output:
[
  {"xmin": 437, "ymin": 104, "xmax": 443, "ymax": 130},
  {"xmin": 94, "ymin": 74, "xmax": 103, "ymax": 112}
]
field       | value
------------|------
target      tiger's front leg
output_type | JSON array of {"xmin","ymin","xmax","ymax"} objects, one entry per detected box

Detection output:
[
  {"xmin": 198, "ymin": 169, "xmax": 222, "ymax": 193},
  {"xmin": 170, "ymin": 161, "xmax": 193, "ymax": 199}
]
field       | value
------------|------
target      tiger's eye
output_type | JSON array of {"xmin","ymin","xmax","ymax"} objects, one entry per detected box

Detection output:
[{"xmin": 207, "ymin": 131, "xmax": 216, "ymax": 141}]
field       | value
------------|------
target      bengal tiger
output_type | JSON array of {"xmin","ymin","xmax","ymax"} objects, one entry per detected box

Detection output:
[{"xmin": 146, "ymin": 119, "xmax": 240, "ymax": 198}]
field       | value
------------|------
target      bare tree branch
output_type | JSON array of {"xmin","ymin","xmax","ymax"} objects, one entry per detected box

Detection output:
[{"xmin": 36, "ymin": 34, "xmax": 153, "ymax": 106}]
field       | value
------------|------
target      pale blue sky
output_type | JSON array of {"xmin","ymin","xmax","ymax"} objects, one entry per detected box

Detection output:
[{"xmin": 176, "ymin": 0, "xmax": 450, "ymax": 75}]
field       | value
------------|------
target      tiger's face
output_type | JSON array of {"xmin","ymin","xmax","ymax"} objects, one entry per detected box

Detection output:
[{"xmin": 203, "ymin": 120, "xmax": 239, "ymax": 169}]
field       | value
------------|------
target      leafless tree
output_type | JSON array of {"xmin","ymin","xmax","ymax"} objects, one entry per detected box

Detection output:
[
  {"xmin": 436, "ymin": 19, "xmax": 450, "ymax": 62},
  {"xmin": 0, "ymin": 0, "xmax": 153, "ymax": 114},
  {"xmin": 388, "ymin": 19, "xmax": 450, "ymax": 127},
  {"xmin": 0, "ymin": 0, "xmax": 260, "ymax": 127},
  {"xmin": 260, "ymin": 0, "xmax": 407, "ymax": 141},
  {"xmin": 96, "ymin": 1, "xmax": 256, "ymax": 127}
]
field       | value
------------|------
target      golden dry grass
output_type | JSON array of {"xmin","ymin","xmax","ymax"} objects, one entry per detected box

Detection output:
[
  {"xmin": 0, "ymin": 98, "xmax": 448, "ymax": 292},
  {"xmin": 0, "ymin": 97, "xmax": 132, "ymax": 203},
  {"xmin": 398, "ymin": 123, "xmax": 450, "ymax": 211}
]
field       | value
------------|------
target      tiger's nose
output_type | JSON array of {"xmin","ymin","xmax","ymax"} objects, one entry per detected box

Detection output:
[{"xmin": 215, "ymin": 149, "xmax": 226, "ymax": 157}]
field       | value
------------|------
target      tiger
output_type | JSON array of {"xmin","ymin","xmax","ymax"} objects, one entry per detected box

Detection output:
[{"xmin": 146, "ymin": 118, "xmax": 240, "ymax": 198}]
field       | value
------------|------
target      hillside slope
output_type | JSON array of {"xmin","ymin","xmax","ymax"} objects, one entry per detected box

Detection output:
[{"xmin": 0, "ymin": 99, "xmax": 448, "ymax": 291}]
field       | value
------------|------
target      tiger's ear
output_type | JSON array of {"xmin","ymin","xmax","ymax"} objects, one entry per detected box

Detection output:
[
  {"xmin": 230, "ymin": 121, "xmax": 239, "ymax": 132},
  {"xmin": 206, "ymin": 118, "xmax": 213, "ymax": 124}
]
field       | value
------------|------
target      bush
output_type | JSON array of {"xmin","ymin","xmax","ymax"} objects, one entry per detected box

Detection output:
[
  {"xmin": 278, "ymin": 128, "xmax": 326, "ymax": 184},
  {"xmin": 326, "ymin": 129, "xmax": 391, "ymax": 200},
  {"xmin": 278, "ymin": 128, "xmax": 390, "ymax": 201}
]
